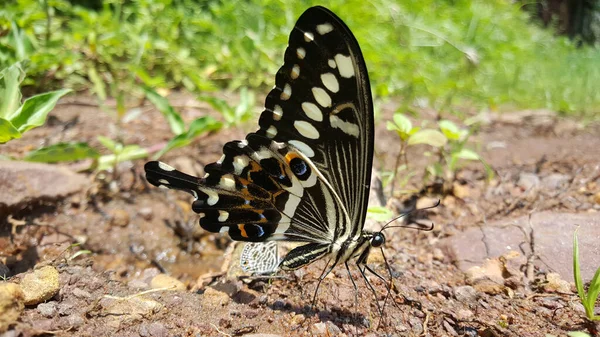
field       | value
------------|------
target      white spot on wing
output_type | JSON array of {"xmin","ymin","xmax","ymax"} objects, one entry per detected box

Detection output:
[
  {"xmin": 220, "ymin": 174, "xmax": 235, "ymax": 189},
  {"xmin": 218, "ymin": 210, "xmax": 229, "ymax": 222},
  {"xmin": 304, "ymin": 31, "xmax": 314, "ymax": 42},
  {"xmin": 273, "ymin": 105, "xmax": 283, "ymax": 121},
  {"xmin": 219, "ymin": 226, "xmax": 229, "ymax": 233},
  {"xmin": 266, "ymin": 125, "xmax": 278, "ymax": 138},
  {"xmin": 291, "ymin": 64, "xmax": 300, "ymax": 79},
  {"xmin": 312, "ymin": 87, "xmax": 331, "ymax": 107},
  {"xmin": 296, "ymin": 47, "xmax": 306, "ymax": 59},
  {"xmin": 232, "ymin": 155, "xmax": 250, "ymax": 174},
  {"xmin": 317, "ymin": 23, "xmax": 333, "ymax": 35},
  {"xmin": 201, "ymin": 188, "xmax": 219, "ymax": 206},
  {"xmin": 294, "ymin": 120, "xmax": 320, "ymax": 139},
  {"xmin": 301, "ymin": 102, "xmax": 323, "ymax": 122},
  {"xmin": 158, "ymin": 179, "xmax": 170, "ymax": 185},
  {"xmin": 216, "ymin": 154, "xmax": 226, "ymax": 164},
  {"xmin": 328, "ymin": 59, "xmax": 336, "ymax": 68},
  {"xmin": 330, "ymin": 115, "xmax": 360, "ymax": 137},
  {"xmin": 289, "ymin": 140, "xmax": 315, "ymax": 157},
  {"xmin": 334, "ymin": 54, "xmax": 355, "ymax": 78},
  {"xmin": 280, "ymin": 84, "xmax": 291, "ymax": 100},
  {"xmin": 157, "ymin": 162, "xmax": 175, "ymax": 171},
  {"xmin": 321, "ymin": 73, "xmax": 339, "ymax": 93}
]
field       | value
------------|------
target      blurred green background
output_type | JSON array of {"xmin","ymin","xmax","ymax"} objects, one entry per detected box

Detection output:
[{"xmin": 2, "ymin": 0, "xmax": 599, "ymax": 117}]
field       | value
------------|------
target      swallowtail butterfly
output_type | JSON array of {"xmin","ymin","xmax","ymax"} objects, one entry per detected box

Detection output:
[{"xmin": 145, "ymin": 6, "xmax": 390, "ymax": 308}]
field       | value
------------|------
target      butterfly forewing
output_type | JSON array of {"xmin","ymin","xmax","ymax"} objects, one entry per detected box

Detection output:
[{"xmin": 256, "ymin": 6, "xmax": 374, "ymax": 242}]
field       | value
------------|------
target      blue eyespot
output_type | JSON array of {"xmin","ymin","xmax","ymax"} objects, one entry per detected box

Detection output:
[{"xmin": 290, "ymin": 157, "xmax": 310, "ymax": 179}]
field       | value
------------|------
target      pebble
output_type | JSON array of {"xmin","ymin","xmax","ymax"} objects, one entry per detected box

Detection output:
[
  {"xmin": 454, "ymin": 285, "xmax": 477, "ymax": 303},
  {"xmin": 20, "ymin": 266, "xmax": 60, "ymax": 305},
  {"xmin": 0, "ymin": 283, "xmax": 24, "ymax": 333},
  {"xmin": 109, "ymin": 209, "xmax": 130, "ymax": 227},
  {"xmin": 150, "ymin": 274, "xmax": 186, "ymax": 291},
  {"xmin": 139, "ymin": 322, "xmax": 168, "ymax": 337},
  {"xmin": 517, "ymin": 172, "xmax": 540, "ymax": 190},
  {"xmin": 37, "ymin": 301, "xmax": 58, "ymax": 317},
  {"xmin": 543, "ymin": 273, "xmax": 571, "ymax": 293},
  {"xmin": 72, "ymin": 287, "xmax": 92, "ymax": 299}
]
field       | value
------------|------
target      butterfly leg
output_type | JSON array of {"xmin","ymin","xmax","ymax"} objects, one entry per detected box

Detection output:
[
  {"xmin": 344, "ymin": 261, "xmax": 359, "ymax": 308},
  {"xmin": 311, "ymin": 258, "xmax": 336, "ymax": 309},
  {"xmin": 356, "ymin": 261, "xmax": 385, "ymax": 320}
]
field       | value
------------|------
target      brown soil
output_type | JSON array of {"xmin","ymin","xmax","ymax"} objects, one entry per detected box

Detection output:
[{"xmin": 2, "ymin": 94, "xmax": 599, "ymax": 336}]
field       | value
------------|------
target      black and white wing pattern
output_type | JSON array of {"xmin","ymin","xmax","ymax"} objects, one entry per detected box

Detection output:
[
  {"xmin": 145, "ymin": 6, "xmax": 374, "ymax": 271},
  {"xmin": 240, "ymin": 242, "xmax": 279, "ymax": 275}
]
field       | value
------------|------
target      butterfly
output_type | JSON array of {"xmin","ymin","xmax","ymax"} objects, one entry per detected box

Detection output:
[{"xmin": 145, "ymin": 6, "xmax": 394, "ymax": 311}]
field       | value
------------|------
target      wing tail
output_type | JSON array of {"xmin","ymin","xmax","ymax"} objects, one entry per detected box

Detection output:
[{"xmin": 144, "ymin": 161, "xmax": 200, "ymax": 196}]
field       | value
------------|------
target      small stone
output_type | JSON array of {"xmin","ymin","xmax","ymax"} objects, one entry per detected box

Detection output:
[
  {"xmin": 65, "ymin": 314, "xmax": 85, "ymax": 328},
  {"xmin": 150, "ymin": 274, "xmax": 186, "ymax": 291},
  {"xmin": 37, "ymin": 301, "xmax": 57, "ymax": 317},
  {"xmin": 203, "ymin": 287, "xmax": 231, "ymax": 306},
  {"xmin": 541, "ymin": 173, "xmax": 570, "ymax": 190},
  {"xmin": 99, "ymin": 296, "xmax": 162, "ymax": 317},
  {"xmin": 466, "ymin": 259, "xmax": 505, "ymax": 284},
  {"xmin": 454, "ymin": 286, "xmax": 477, "ymax": 303},
  {"xmin": 139, "ymin": 322, "xmax": 168, "ymax": 337},
  {"xmin": 0, "ymin": 283, "xmax": 24, "ymax": 333},
  {"xmin": 594, "ymin": 192, "xmax": 600, "ymax": 205},
  {"xmin": 543, "ymin": 273, "xmax": 571, "ymax": 293},
  {"xmin": 453, "ymin": 182, "xmax": 471, "ymax": 199},
  {"xmin": 517, "ymin": 172, "xmax": 540, "ymax": 190},
  {"xmin": 456, "ymin": 309, "xmax": 474, "ymax": 320},
  {"xmin": 109, "ymin": 209, "xmax": 130, "ymax": 227},
  {"xmin": 138, "ymin": 207, "xmax": 154, "ymax": 220},
  {"xmin": 432, "ymin": 248, "xmax": 445, "ymax": 262},
  {"xmin": 20, "ymin": 266, "xmax": 60, "ymax": 305},
  {"xmin": 72, "ymin": 287, "xmax": 91, "ymax": 299}
]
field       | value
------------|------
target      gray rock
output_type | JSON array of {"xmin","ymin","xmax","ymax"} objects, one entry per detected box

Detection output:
[
  {"xmin": 0, "ymin": 161, "xmax": 88, "ymax": 216},
  {"xmin": 541, "ymin": 173, "xmax": 571, "ymax": 190},
  {"xmin": 139, "ymin": 322, "xmax": 168, "ymax": 337},
  {"xmin": 517, "ymin": 172, "xmax": 540, "ymax": 190},
  {"xmin": 37, "ymin": 302, "xmax": 57, "ymax": 317},
  {"xmin": 454, "ymin": 286, "xmax": 477, "ymax": 303},
  {"xmin": 442, "ymin": 212, "xmax": 600, "ymax": 282}
]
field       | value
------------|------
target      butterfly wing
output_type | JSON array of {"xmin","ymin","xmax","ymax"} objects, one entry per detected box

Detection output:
[
  {"xmin": 255, "ymin": 6, "xmax": 374, "ymax": 242},
  {"xmin": 145, "ymin": 6, "xmax": 373, "ymax": 263}
]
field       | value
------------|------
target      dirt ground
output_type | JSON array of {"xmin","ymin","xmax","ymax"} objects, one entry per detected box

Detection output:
[{"xmin": 1, "ymin": 93, "xmax": 599, "ymax": 336}]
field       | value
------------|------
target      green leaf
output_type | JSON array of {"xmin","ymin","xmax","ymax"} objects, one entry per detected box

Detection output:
[
  {"xmin": 0, "ymin": 63, "xmax": 25, "ymax": 119},
  {"xmin": 199, "ymin": 95, "xmax": 234, "ymax": 124},
  {"xmin": 407, "ymin": 129, "xmax": 447, "ymax": 147},
  {"xmin": 453, "ymin": 148, "xmax": 480, "ymax": 161},
  {"xmin": 393, "ymin": 113, "xmax": 413, "ymax": 135},
  {"xmin": 97, "ymin": 145, "xmax": 148, "ymax": 171},
  {"xmin": 0, "ymin": 118, "xmax": 21, "ymax": 143},
  {"xmin": 366, "ymin": 206, "xmax": 394, "ymax": 221},
  {"xmin": 153, "ymin": 116, "xmax": 222, "ymax": 159},
  {"xmin": 567, "ymin": 332, "xmax": 592, "ymax": 337},
  {"xmin": 11, "ymin": 89, "xmax": 72, "ymax": 133},
  {"xmin": 234, "ymin": 87, "xmax": 255, "ymax": 122},
  {"xmin": 438, "ymin": 120, "xmax": 463, "ymax": 140},
  {"xmin": 97, "ymin": 136, "xmax": 117, "ymax": 152},
  {"xmin": 586, "ymin": 267, "xmax": 600, "ymax": 320},
  {"xmin": 142, "ymin": 86, "xmax": 185, "ymax": 135},
  {"xmin": 24, "ymin": 142, "xmax": 100, "ymax": 163},
  {"xmin": 88, "ymin": 67, "xmax": 107, "ymax": 101},
  {"xmin": 9, "ymin": 21, "xmax": 34, "ymax": 61}
]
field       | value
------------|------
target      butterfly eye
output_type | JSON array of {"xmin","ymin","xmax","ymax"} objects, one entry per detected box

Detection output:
[
  {"xmin": 371, "ymin": 233, "xmax": 385, "ymax": 247},
  {"xmin": 290, "ymin": 157, "xmax": 311, "ymax": 180}
]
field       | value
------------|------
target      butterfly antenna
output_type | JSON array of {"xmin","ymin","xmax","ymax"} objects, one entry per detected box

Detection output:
[{"xmin": 380, "ymin": 199, "xmax": 441, "ymax": 232}]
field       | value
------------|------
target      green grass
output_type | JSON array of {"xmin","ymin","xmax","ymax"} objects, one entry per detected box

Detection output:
[{"xmin": 1, "ymin": 0, "xmax": 599, "ymax": 116}]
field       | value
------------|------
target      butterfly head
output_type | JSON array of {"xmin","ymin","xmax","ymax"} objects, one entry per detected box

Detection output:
[{"xmin": 370, "ymin": 232, "xmax": 386, "ymax": 248}]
